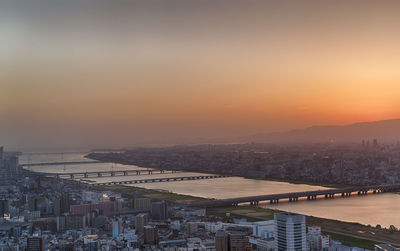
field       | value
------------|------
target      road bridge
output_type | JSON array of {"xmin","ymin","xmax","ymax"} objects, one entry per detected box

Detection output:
[
  {"xmin": 89, "ymin": 175, "xmax": 230, "ymax": 186},
  {"xmin": 34, "ymin": 169, "xmax": 181, "ymax": 179},
  {"xmin": 191, "ymin": 184, "xmax": 400, "ymax": 208},
  {"xmin": 20, "ymin": 161, "xmax": 100, "ymax": 167},
  {"xmin": 22, "ymin": 151, "xmax": 89, "ymax": 155}
]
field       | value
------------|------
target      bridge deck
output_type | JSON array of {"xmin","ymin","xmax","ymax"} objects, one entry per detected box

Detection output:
[
  {"xmin": 33, "ymin": 169, "xmax": 181, "ymax": 179},
  {"xmin": 191, "ymin": 184, "xmax": 400, "ymax": 208},
  {"xmin": 89, "ymin": 175, "xmax": 230, "ymax": 186},
  {"xmin": 20, "ymin": 161, "xmax": 100, "ymax": 167}
]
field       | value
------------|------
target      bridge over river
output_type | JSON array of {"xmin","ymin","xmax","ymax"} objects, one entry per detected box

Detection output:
[
  {"xmin": 20, "ymin": 161, "xmax": 100, "ymax": 167},
  {"xmin": 32, "ymin": 169, "xmax": 182, "ymax": 179},
  {"xmin": 191, "ymin": 183, "xmax": 400, "ymax": 208},
  {"xmin": 89, "ymin": 174, "xmax": 230, "ymax": 186}
]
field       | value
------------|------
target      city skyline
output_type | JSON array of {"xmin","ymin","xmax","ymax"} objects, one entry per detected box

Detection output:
[{"xmin": 1, "ymin": 1, "xmax": 400, "ymax": 250}]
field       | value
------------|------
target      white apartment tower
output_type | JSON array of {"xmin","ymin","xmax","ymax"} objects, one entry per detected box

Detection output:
[{"xmin": 274, "ymin": 212, "xmax": 306, "ymax": 251}]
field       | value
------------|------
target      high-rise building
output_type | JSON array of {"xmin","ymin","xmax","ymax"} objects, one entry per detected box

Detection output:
[
  {"xmin": 0, "ymin": 200, "xmax": 9, "ymax": 218},
  {"xmin": 54, "ymin": 198, "xmax": 61, "ymax": 216},
  {"xmin": 373, "ymin": 139, "xmax": 379, "ymax": 148},
  {"xmin": 274, "ymin": 213, "xmax": 306, "ymax": 251},
  {"xmin": 151, "ymin": 201, "xmax": 168, "ymax": 221},
  {"xmin": 112, "ymin": 219, "xmax": 122, "ymax": 238},
  {"xmin": 0, "ymin": 147, "xmax": 5, "ymax": 179},
  {"xmin": 135, "ymin": 213, "xmax": 148, "ymax": 233},
  {"xmin": 28, "ymin": 197, "xmax": 37, "ymax": 211},
  {"xmin": 0, "ymin": 148, "xmax": 19, "ymax": 177},
  {"xmin": 86, "ymin": 241, "xmax": 98, "ymax": 251},
  {"xmin": 5, "ymin": 155, "xmax": 19, "ymax": 175},
  {"xmin": 229, "ymin": 232, "xmax": 252, "ymax": 251},
  {"xmin": 144, "ymin": 225, "xmax": 158, "ymax": 245},
  {"xmin": 60, "ymin": 192, "xmax": 70, "ymax": 214},
  {"xmin": 132, "ymin": 197, "xmax": 152, "ymax": 210},
  {"xmin": 27, "ymin": 237, "xmax": 45, "ymax": 251},
  {"xmin": 215, "ymin": 230, "xmax": 229, "ymax": 251},
  {"xmin": 252, "ymin": 220, "xmax": 274, "ymax": 238},
  {"xmin": 57, "ymin": 215, "xmax": 86, "ymax": 232},
  {"xmin": 0, "ymin": 146, "xmax": 3, "ymax": 160}
]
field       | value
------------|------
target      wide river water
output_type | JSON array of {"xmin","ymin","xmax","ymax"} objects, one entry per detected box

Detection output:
[{"xmin": 21, "ymin": 152, "xmax": 400, "ymax": 228}]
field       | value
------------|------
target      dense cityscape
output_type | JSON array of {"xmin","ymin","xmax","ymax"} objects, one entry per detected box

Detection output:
[
  {"xmin": 89, "ymin": 141, "xmax": 400, "ymax": 186},
  {"xmin": 1, "ymin": 146, "xmax": 399, "ymax": 251},
  {"xmin": 2, "ymin": 1, "xmax": 400, "ymax": 250}
]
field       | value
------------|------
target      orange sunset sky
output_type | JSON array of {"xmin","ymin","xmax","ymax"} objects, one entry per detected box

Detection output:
[{"xmin": 1, "ymin": 0, "xmax": 400, "ymax": 149}]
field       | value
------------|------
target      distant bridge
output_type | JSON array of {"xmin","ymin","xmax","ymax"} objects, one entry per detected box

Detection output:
[
  {"xmin": 22, "ymin": 151, "xmax": 89, "ymax": 155},
  {"xmin": 33, "ymin": 169, "xmax": 181, "ymax": 179},
  {"xmin": 191, "ymin": 184, "xmax": 400, "ymax": 208},
  {"xmin": 20, "ymin": 161, "xmax": 100, "ymax": 167},
  {"xmin": 89, "ymin": 175, "xmax": 230, "ymax": 186}
]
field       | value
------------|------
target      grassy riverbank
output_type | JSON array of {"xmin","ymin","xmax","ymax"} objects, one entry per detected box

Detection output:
[
  {"xmin": 90, "ymin": 185, "xmax": 207, "ymax": 203},
  {"xmin": 322, "ymin": 231, "xmax": 379, "ymax": 250}
]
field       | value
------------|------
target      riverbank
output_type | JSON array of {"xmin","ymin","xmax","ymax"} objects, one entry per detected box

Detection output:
[
  {"xmin": 90, "ymin": 184, "xmax": 208, "ymax": 203},
  {"xmin": 90, "ymin": 183, "xmax": 400, "ymax": 248}
]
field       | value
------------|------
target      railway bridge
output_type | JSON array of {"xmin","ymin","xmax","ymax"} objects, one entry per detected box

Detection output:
[
  {"xmin": 33, "ymin": 169, "xmax": 181, "ymax": 179},
  {"xmin": 89, "ymin": 175, "xmax": 230, "ymax": 186},
  {"xmin": 20, "ymin": 161, "xmax": 100, "ymax": 167}
]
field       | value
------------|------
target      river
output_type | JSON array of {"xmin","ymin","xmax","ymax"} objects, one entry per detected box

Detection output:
[{"xmin": 20, "ymin": 152, "xmax": 400, "ymax": 228}]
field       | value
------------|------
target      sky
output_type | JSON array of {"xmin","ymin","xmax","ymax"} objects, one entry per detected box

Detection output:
[{"xmin": 1, "ymin": 0, "xmax": 400, "ymax": 149}]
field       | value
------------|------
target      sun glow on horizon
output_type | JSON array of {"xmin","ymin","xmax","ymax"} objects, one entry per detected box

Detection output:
[{"xmin": 1, "ymin": 0, "xmax": 400, "ymax": 148}]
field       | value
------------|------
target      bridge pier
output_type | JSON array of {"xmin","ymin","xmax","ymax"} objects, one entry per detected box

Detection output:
[
  {"xmin": 70, "ymin": 174, "xmax": 74, "ymax": 179},
  {"xmin": 123, "ymin": 171, "xmax": 128, "ymax": 176},
  {"xmin": 325, "ymin": 194, "xmax": 334, "ymax": 199},
  {"xmin": 308, "ymin": 195, "xmax": 317, "ymax": 200},
  {"xmin": 111, "ymin": 172, "xmax": 115, "ymax": 177},
  {"xmin": 97, "ymin": 173, "xmax": 102, "ymax": 177},
  {"xmin": 357, "ymin": 191, "xmax": 368, "ymax": 195}
]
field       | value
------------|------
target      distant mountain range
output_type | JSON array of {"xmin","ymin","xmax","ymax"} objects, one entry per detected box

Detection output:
[{"xmin": 244, "ymin": 118, "xmax": 400, "ymax": 143}]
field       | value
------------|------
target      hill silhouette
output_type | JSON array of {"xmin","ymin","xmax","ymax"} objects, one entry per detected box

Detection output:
[{"xmin": 245, "ymin": 118, "xmax": 400, "ymax": 143}]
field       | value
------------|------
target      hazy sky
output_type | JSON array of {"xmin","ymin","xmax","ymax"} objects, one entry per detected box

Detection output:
[{"xmin": 1, "ymin": 0, "xmax": 400, "ymax": 149}]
